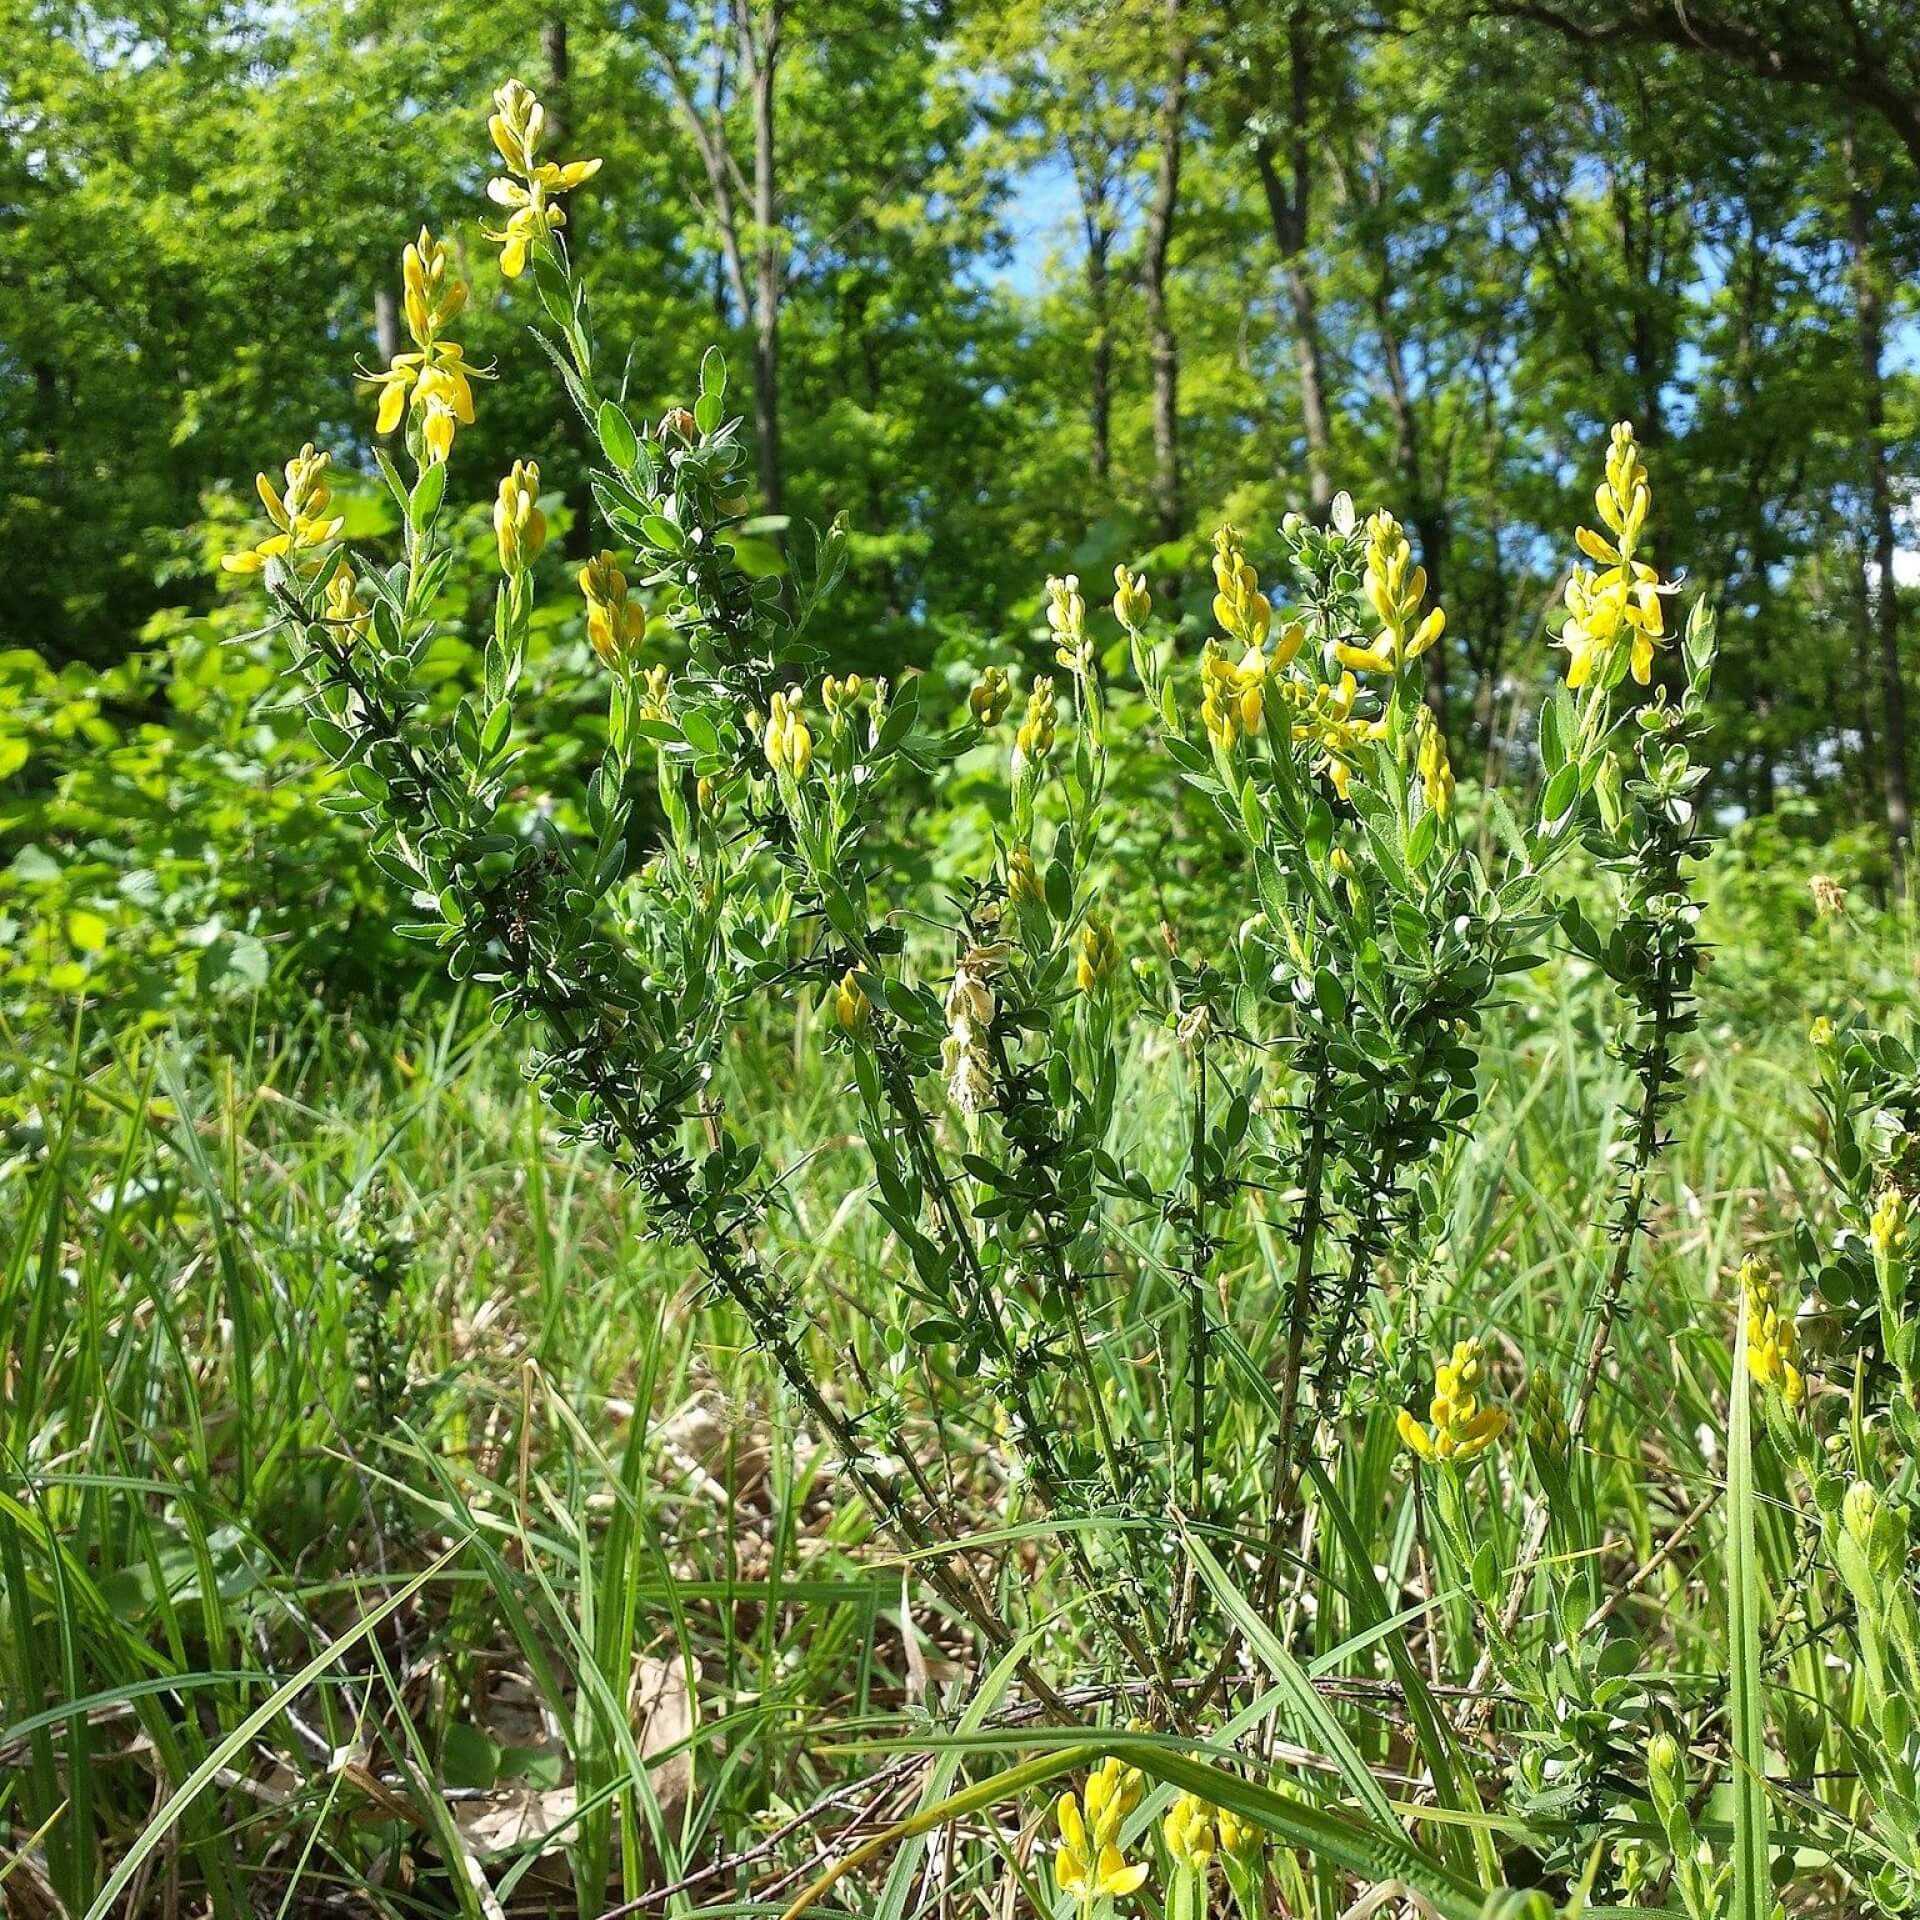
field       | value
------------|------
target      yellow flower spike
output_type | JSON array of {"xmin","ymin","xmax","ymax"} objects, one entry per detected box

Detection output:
[
  {"xmin": 1555, "ymin": 422, "xmax": 1676, "ymax": 691},
  {"xmin": 1872, "ymin": 1188, "xmax": 1908, "ymax": 1259},
  {"xmin": 223, "ymin": 444, "xmax": 343, "ymax": 577},
  {"xmin": 485, "ymin": 78, "xmax": 603, "ymax": 281},
  {"xmin": 762, "ymin": 689, "xmax": 814, "ymax": 780},
  {"xmin": 1112, "ymin": 563, "xmax": 1151, "ymax": 631},
  {"xmin": 1415, "ymin": 704, "xmax": 1455, "ymax": 818},
  {"xmin": 969, "ymin": 666, "xmax": 1011, "ymax": 727},
  {"xmin": 1399, "ymin": 1335, "xmax": 1510, "ymax": 1464},
  {"xmin": 1048, "ymin": 573, "xmax": 1090, "ymax": 674},
  {"xmin": 1006, "ymin": 846, "xmax": 1040, "ymax": 908},
  {"xmin": 579, "ymin": 551, "xmax": 647, "ymax": 669},
  {"xmin": 1346, "ymin": 510, "xmax": 1447, "ymax": 679},
  {"xmin": 1215, "ymin": 1805, "xmax": 1260, "ymax": 1862},
  {"xmin": 493, "ymin": 459, "xmax": 547, "ymax": 574},
  {"xmin": 1015, "ymin": 676, "xmax": 1057, "ymax": 768},
  {"xmin": 1076, "ymin": 914, "xmax": 1119, "ymax": 995},
  {"xmin": 1164, "ymin": 1792, "xmax": 1217, "ymax": 1871},
  {"xmin": 1740, "ymin": 1257, "xmax": 1805, "ymax": 1407},
  {"xmin": 1211, "ymin": 525, "xmax": 1272, "ymax": 647}
]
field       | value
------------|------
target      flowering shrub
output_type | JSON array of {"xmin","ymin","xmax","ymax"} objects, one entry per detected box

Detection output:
[{"xmin": 218, "ymin": 74, "xmax": 1802, "ymax": 1916}]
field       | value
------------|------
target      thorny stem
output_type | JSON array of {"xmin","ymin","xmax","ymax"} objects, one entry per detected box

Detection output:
[{"xmin": 279, "ymin": 597, "xmax": 1071, "ymax": 1702}]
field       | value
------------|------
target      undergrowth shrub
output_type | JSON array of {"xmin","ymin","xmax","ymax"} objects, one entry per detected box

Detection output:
[{"xmin": 182, "ymin": 72, "xmax": 1920, "ymax": 1920}]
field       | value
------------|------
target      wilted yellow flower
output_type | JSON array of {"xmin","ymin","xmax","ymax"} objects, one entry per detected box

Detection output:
[
  {"xmin": 1810, "ymin": 873, "xmax": 1848, "ymax": 919},
  {"xmin": 493, "ymin": 459, "xmax": 547, "ymax": 574},
  {"xmin": 1397, "ymin": 1336, "xmax": 1509, "ymax": 1463},
  {"xmin": 1015, "ymin": 676, "xmax": 1057, "ymax": 767},
  {"xmin": 942, "ymin": 942, "xmax": 1006, "ymax": 1118},
  {"xmin": 485, "ymin": 79, "xmax": 604, "ymax": 278},
  {"xmin": 1741, "ymin": 1257, "xmax": 1804, "ymax": 1407},
  {"xmin": 1415, "ymin": 703, "xmax": 1455, "ymax": 818},
  {"xmin": 579, "ymin": 552, "xmax": 647, "ymax": 668},
  {"xmin": 1211, "ymin": 526, "xmax": 1271, "ymax": 648},
  {"xmin": 1163, "ymin": 1792, "xmax": 1216, "ymax": 1872},
  {"xmin": 222, "ymin": 443, "xmax": 343, "ymax": 577},
  {"xmin": 1077, "ymin": 913, "xmax": 1119, "ymax": 994},
  {"xmin": 1336, "ymin": 510, "xmax": 1445, "ymax": 678},
  {"xmin": 1112, "ymin": 564, "xmax": 1151, "ymax": 631},
  {"xmin": 1555, "ymin": 422, "xmax": 1674, "ymax": 690},
  {"xmin": 763, "ymin": 689, "xmax": 814, "ymax": 780},
  {"xmin": 831, "ymin": 970, "xmax": 867, "ymax": 1033}
]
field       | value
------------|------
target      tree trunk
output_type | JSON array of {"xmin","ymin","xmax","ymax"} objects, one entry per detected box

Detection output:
[
  {"xmin": 543, "ymin": 16, "xmax": 598, "ymax": 557},
  {"xmin": 1247, "ymin": 13, "xmax": 1332, "ymax": 512},
  {"xmin": 1086, "ymin": 214, "xmax": 1114, "ymax": 486},
  {"xmin": 1141, "ymin": 0, "xmax": 1186, "ymax": 542},
  {"xmin": 746, "ymin": 0, "xmax": 785, "ymax": 520},
  {"xmin": 1846, "ymin": 115, "xmax": 1913, "ymax": 886}
]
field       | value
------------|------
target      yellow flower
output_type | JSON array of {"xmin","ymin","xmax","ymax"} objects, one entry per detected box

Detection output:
[
  {"xmin": 1741, "ymin": 1257, "xmax": 1804, "ymax": 1407},
  {"xmin": 1006, "ymin": 846, "xmax": 1040, "ymax": 908},
  {"xmin": 637, "ymin": 664, "xmax": 672, "ymax": 723},
  {"xmin": 579, "ymin": 551, "xmax": 647, "ymax": 668},
  {"xmin": 831, "ymin": 969, "xmax": 867, "ymax": 1033},
  {"xmin": 222, "ymin": 443, "xmax": 343, "ymax": 577},
  {"xmin": 401, "ymin": 227, "xmax": 465, "ymax": 348},
  {"xmin": 1077, "ymin": 913, "xmax": 1119, "ymax": 994},
  {"xmin": 1415, "ymin": 703, "xmax": 1455, "ymax": 818},
  {"xmin": 1163, "ymin": 1792, "xmax": 1216, "ymax": 1872},
  {"xmin": 1112, "ymin": 564, "xmax": 1151, "ymax": 631},
  {"xmin": 1809, "ymin": 1014, "xmax": 1835, "ymax": 1048},
  {"xmin": 361, "ymin": 229, "xmax": 487, "ymax": 463},
  {"xmin": 1048, "ymin": 573, "xmax": 1091, "ymax": 675},
  {"xmin": 486, "ymin": 78, "xmax": 603, "ymax": 278},
  {"xmin": 822, "ymin": 673, "xmax": 864, "ymax": 726},
  {"xmin": 969, "ymin": 665, "xmax": 1011, "ymax": 727},
  {"xmin": 1015, "ymin": 676, "xmax": 1057, "ymax": 768},
  {"xmin": 1554, "ymin": 422, "xmax": 1675, "ymax": 690},
  {"xmin": 1872, "ymin": 1188, "xmax": 1908, "ymax": 1259},
  {"xmin": 1211, "ymin": 526, "xmax": 1271, "ymax": 647},
  {"xmin": 1200, "ymin": 638, "xmax": 1270, "ymax": 752},
  {"xmin": 1215, "ymin": 1805, "xmax": 1259, "ymax": 1862},
  {"xmin": 322, "ymin": 560, "xmax": 372, "ymax": 643},
  {"xmin": 493, "ymin": 459, "xmax": 547, "ymax": 574},
  {"xmin": 1336, "ymin": 511, "xmax": 1445, "ymax": 678},
  {"xmin": 1055, "ymin": 1787, "xmax": 1149, "ymax": 1907},
  {"xmin": 762, "ymin": 689, "xmax": 814, "ymax": 780},
  {"xmin": 1398, "ymin": 1336, "xmax": 1509, "ymax": 1463}
]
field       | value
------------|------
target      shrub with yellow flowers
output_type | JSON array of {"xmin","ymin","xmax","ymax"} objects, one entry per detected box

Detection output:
[{"xmin": 224, "ymin": 75, "xmax": 1754, "ymax": 1916}]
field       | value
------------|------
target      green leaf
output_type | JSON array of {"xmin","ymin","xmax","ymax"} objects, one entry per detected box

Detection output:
[
  {"xmin": 1727, "ymin": 1323, "xmax": 1772, "ymax": 1920},
  {"xmin": 597, "ymin": 399, "xmax": 639, "ymax": 471}
]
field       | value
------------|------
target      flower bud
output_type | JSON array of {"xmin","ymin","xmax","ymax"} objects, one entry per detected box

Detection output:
[
  {"xmin": 493, "ymin": 459, "xmax": 546, "ymax": 574},
  {"xmin": 1111, "ymin": 563, "xmax": 1151, "ymax": 631}
]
